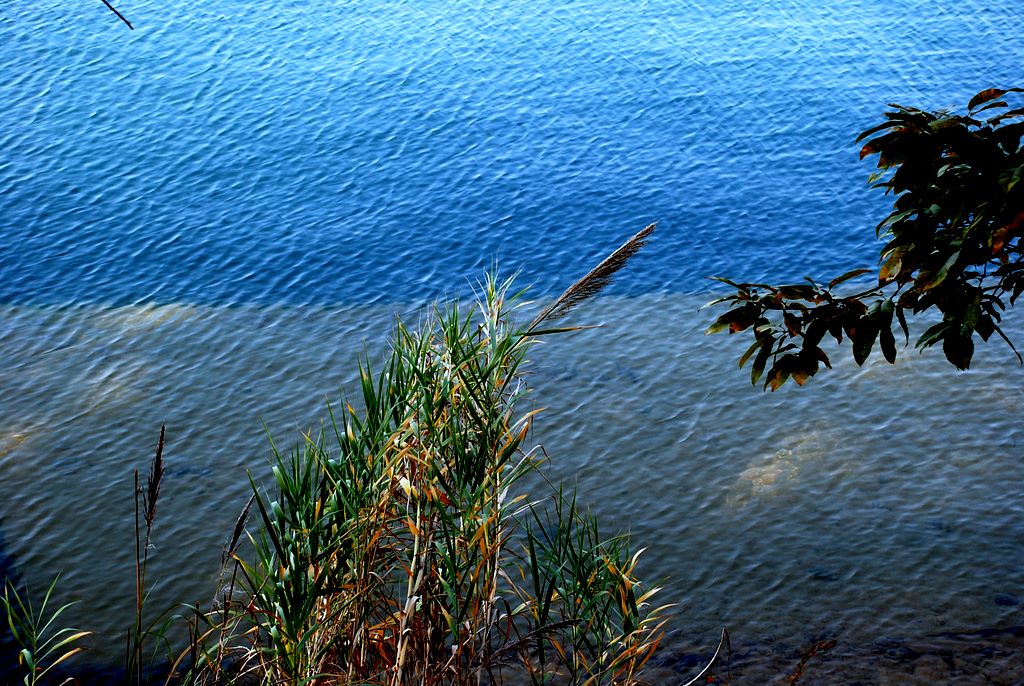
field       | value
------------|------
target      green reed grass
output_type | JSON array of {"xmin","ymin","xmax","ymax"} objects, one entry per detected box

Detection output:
[
  {"xmin": 2, "ymin": 226, "xmax": 675, "ymax": 685},
  {"xmin": 1, "ymin": 573, "xmax": 91, "ymax": 686},
  {"xmin": 177, "ymin": 254, "xmax": 670, "ymax": 685},
  {"xmin": 518, "ymin": 487, "xmax": 670, "ymax": 685}
]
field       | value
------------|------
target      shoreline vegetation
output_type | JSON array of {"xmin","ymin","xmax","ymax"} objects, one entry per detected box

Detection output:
[{"xmin": 4, "ymin": 227, "xmax": 698, "ymax": 685}]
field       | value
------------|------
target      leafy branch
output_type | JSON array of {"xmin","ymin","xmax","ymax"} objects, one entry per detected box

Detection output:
[{"xmin": 707, "ymin": 87, "xmax": 1024, "ymax": 390}]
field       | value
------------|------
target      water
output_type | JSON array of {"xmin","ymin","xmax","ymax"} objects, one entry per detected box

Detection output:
[{"xmin": 2, "ymin": 0, "xmax": 1023, "ymax": 680}]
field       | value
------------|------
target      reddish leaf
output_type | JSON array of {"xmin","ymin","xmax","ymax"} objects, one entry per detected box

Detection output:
[
  {"xmin": 783, "ymin": 312, "xmax": 801, "ymax": 336},
  {"xmin": 976, "ymin": 100, "xmax": 1009, "ymax": 113},
  {"xmin": 859, "ymin": 141, "xmax": 879, "ymax": 160},
  {"xmin": 766, "ymin": 364, "xmax": 789, "ymax": 391},
  {"xmin": 968, "ymin": 88, "xmax": 1009, "ymax": 112},
  {"xmin": 879, "ymin": 248, "xmax": 904, "ymax": 283},
  {"xmin": 828, "ymin": 268, "xmax": 872, "ymax": 289},
  {"xmin": 988, "ymin": 107, "xmax": 1024, "ymax": 125},
  {"xmin": 991, "ymin": 224, "xmax": 1013, "ymax": 255},
  {"xmin": 791, "ymin": 367, "xmax": 810, "ymax": 386}
]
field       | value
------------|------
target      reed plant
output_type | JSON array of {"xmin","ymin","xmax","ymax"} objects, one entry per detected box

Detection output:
[
  {"xmin": 127, "ymin": 425, "xmax": 177, "ymax": 685},
  {"xmin": 517, "ymin": 487, "xmax": 668, "ymax": 685},
  {"xmin": 0, "ymin": 227, "xmax": 674, "ymax": 685},
  {"xmin": 1, "ymin": 573, "xmax": 90, "ymax": 686},
  {"xmin": 175, "ymin": 225, "xmax": 670, "ymax": 685}
]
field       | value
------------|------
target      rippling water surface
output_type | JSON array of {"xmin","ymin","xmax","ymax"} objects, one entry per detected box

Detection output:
[{"xmin": 2, "ymin": 0, "xmax": 1023, "ymax": 680}]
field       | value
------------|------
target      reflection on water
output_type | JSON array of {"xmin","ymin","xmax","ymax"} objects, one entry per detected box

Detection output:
[{"xmin": 1, "ymin": 293, "xmax": 1021, "ymax": 679}]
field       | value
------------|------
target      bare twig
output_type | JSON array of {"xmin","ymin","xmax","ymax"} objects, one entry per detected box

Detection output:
[
  {"xmin": 787, "ymin": 638, "xmax": 836, "ymax": 685},
  {"xmin": 99, "ymin": 0, "xmax": 134, "ymax": 29}
]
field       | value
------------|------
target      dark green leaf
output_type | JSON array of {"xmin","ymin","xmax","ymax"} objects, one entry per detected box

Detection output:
[
  {"xmin": 703, "ymin": 295, "xmax": 739, "ymax": 308},
  {"xmin": 1001, "ymin": 164, "xmax": 1024, "ymax": 192},
  {"xmin": 917, "ymin": 322, "xmax": 949, "ymax": 349},
  {"xmin": 706, "ymin": 305, "xmax": 757, "ymax": 335},
  {"xmin": 877, "ymin": 210, "xmax": 915, "ymax": 236},
  {"xmin": 1012, "ymin": 280, "xmax": 1024, "ymax": 305},
  {"xmin": 803, "ymin": 316, "xmax": 828, "ymax": 349},
  {"xmin": 794, "ymin": 350, "xmax": 820, "ymax": 383},
  {"xmin": 895, "ymin": 306, "xmax": 910, "ymax": 344},
  {"xmin": 856, "ymin": 120, "xmax": 898, "ymax": 143},
  {"xmin": 879, "ymin": 325, "xmax": 897, "ymax": 363},
  {"xmin": 963, "ymin": 295, "xmax": 981, "ymax": 334},
  {"xmin": 751, "ymin": 343, "xmax": 772, "ymax": 386},
  {"xmin": 708, "ymin": 275, "xmax": 744, "ymax": 289},
  {"xmin": 919, "ymin": 251, "xmax": 960, "ymax": 292},
  {"xmin": 942, "ymin": 333, "xmax": 974, "ymax": 370},
  {"xmin": 976, "ymin": 314, "xmax": 995, "ymax": 341},
  {"xmin": 878, "ymin": 300, "xmax": 897, "ymax": 363},
  {"xmin": 738, "ymin": 339, "xmax": 762, "ymax": 369},
  {"xmin": 827, "ymin": 318, "xmax": 843, "ymax": 344},
  {"xmin": 852, "ymin": 315, "xmax": 880, "ymax": 366}
]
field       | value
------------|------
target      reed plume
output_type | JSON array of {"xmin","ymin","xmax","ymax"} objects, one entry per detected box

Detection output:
[
  {"xmin": 143, "ymin": 425, "xmax": 165, "ymax": 531},
  {"xmin": 529, "ymin": 223, "xmax": 655, "ymax": 330},
  {"xmin": 129, "ymin": 424, "xmax": 167, "ymax": 685},
  {"xmin": 222, "ymin": 494, "xmax": 255, "ymax": 567}
]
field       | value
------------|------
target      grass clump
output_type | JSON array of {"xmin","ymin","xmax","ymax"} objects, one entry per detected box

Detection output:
[
  {"xmin": 182, "ymin": 264, "xmax": 669, "ymax": 685},
  {"xmin": 169, "ymin": 226, "xmax": 667, "ymax": 685}
]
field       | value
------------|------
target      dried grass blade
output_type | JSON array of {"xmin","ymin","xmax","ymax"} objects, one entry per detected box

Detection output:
[{"xmin": 679, "ymin": 628, "xmax": 730, "ymax": 686}]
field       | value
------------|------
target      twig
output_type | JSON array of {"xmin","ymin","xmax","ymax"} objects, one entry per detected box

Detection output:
[
  {"xmin": 99, "ymin": 0, "xmax": 134, "ymax": 29},
  {"xmin": 787, "ymin": 638, "xmax": 836, "ymax": 685}
]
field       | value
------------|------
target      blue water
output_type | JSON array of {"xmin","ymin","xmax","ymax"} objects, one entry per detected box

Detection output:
[
  {"xmin": 3, "ymin": 1, "xmax": 1024, "ymax": 681},
  {"xmin": 3, "ymin": 1, "xmax": 1020, "ymax": 305}
]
